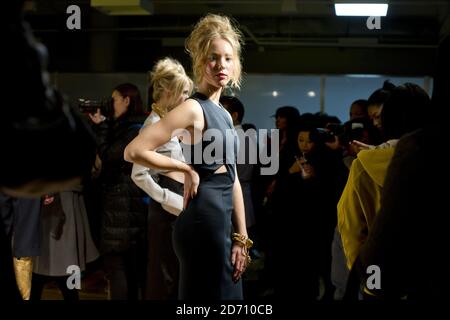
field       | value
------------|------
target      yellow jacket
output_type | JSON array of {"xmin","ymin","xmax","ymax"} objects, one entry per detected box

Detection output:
[{"xmin": 337, "ymin": 147, "xmax": 395, "ymax": 269}]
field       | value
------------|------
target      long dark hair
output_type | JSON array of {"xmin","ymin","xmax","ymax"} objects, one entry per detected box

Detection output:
[
  {"xmin": 368, "ymin": 80, "xmax": 396, "ymax": 107},
  {"xmin": 380, "ymin": 83, "xmax": 430, "ymax": 140},
  {"xmin": 113, "ymin": 83, "xmax": 144, "ymax": 118}
]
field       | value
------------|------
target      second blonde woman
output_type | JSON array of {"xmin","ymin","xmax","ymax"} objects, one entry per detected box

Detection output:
[{"xmin": 131, "ymin": 57, "xmax": 193, "ymax": 299}]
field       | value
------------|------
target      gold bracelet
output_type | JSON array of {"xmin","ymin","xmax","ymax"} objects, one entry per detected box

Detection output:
[
  {"xmin": 231, "ymin": 233, "xmax": 253, "ymax": 249},
  {"xmin": 231, "ymin": 233, "xmax": 253, "ymax": 265}
]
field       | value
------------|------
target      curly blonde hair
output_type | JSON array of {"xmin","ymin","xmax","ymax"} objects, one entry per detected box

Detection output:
[
  {"xmin": 149, "ymin": 57, "xmax": 193, "ymax": 116},
  {"xmin": 185, "ymin": 14, "xmax": 244, "ymax": 89}
]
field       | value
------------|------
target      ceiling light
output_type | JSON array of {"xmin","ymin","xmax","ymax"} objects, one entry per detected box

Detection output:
[
  {"xmin": 346, "ymin": 74, "xmax": 382, "ymax": 78},
  {"xmin": 334, "ymin": 3, "xmax": 388, "ymax": 16},
  {"xmin": 272, "ymin": 91, "xmax": 279, "ymax": 97}
]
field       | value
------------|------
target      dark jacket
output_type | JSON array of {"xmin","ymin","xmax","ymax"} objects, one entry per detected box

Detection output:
[
  {"xmin": 0, "ymin": 193, "xmax": 41, "ymax": 258},
  {"xmin": 0, "ymin": 220, "xmax": 21, "ymax": 300},
  {"xmin": 355, "ymin": 125, "xmax": 450, "ymax": 300},
  {"xmin": 93, "ymin": 116, "xmax": 148, "ymax": 253},
  {"xmin": 0, "ymin": 193, "xmax": 41, "ymax": 300}
]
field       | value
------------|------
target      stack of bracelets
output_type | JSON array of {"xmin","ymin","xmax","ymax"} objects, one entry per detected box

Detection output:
[{"xmin": 231, "ymin": 232, "xmax": 253, "ymax": 265}]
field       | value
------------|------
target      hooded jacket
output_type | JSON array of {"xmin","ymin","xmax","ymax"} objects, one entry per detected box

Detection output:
[{"xmin": 337, "ymin": 147, "xmax": 395, "ymax": 269}]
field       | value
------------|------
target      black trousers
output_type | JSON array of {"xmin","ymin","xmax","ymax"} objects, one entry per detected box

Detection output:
[
  {"xmin": 144, "ymin": 175, "xmax": 183, "ymax": 300},
  {"xmin": 103, "ymin": 243, "xmax": 145, "ymax": 300},
  {"xmin": 30, "ymin": 273, "xmax": 79, "ymax": 301}
]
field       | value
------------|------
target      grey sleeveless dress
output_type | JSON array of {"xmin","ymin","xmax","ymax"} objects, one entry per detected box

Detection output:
[{"xmin": 173, "ymin": 92, "xmax": 243, "ymax": 300}]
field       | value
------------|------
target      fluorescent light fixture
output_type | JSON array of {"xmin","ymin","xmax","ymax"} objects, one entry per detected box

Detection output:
[
  {"xmin": 346, "ymin": 74, "xmax": 382, "ymax": 78},
  {"xmin": 335, "ymin": 3, "xmax": 388, "ymax": 16}
]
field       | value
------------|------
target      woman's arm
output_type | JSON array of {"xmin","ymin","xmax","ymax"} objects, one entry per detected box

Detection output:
[
  {"xmin": 230, "ymin": 169, "xmax": 251, "ymax": 282},
  {"xmin": 88, "ymin": 110, "xmax": 109, "ymax": 159},
  {"xmin": 130, "ymin": 112, "xmax": 183, "ymax": 215},
  {"xmin": 124, "ymin": 99, "xmax": 200, "ymax": 173},
  {"xmin": 131, "ymin": 164, "xmax": 183, "ymax": 215},
  {"xmin": 232, "ymin": 173, "xmax": 247, "ymax": 236},
  {"xmin": 124, "ymin": 99, "xmax": 202, "ymax": 209}
]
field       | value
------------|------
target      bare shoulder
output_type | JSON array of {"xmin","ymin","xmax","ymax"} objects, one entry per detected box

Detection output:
[
  {"xmin": 169, "ymin": 98, "xmax": 203, "ymax": 120},
  {"xmin": 129, "ymin": 99, "xmax": 204, "ymax": 150},
  {"xmin": 152, "ymin": 97, "xmax": 204, "ymax": 135}
]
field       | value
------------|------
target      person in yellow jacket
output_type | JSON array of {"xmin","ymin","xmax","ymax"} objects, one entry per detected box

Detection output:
[
  {"xmin": 337, "ymin": 82, "xmax": 430, "ymax": 271},
  {"xmin": 337, "ymin": 145, "xmax": 395, "ymax": 269}
]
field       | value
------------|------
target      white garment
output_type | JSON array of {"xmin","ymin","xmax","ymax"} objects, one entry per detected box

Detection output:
[
  {"xmin": 144, "ymin": 112, "xmax": 185, "ymax": 172},
  {"xmin": 131, "ymin": 111, "xmax": 185, "ymax": 215}
]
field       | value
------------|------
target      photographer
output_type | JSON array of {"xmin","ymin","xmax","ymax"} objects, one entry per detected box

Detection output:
[{"xmin": 88, "ymin": 83, "xmax": 148, "ymax": 300}]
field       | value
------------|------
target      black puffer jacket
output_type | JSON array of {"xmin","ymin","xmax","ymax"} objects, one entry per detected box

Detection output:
[{"xmin": 94, "ymin": 116, "xmax": 148, "ymax": 253}]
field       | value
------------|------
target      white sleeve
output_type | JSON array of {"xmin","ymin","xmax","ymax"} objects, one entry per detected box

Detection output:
[{"xmin": 131, "ymin": 163, "xmax": 183, "ymax": 216}]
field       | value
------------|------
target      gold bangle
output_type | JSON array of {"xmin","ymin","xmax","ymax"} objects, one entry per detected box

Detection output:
[
  {"xmin": 231, "ymin": 233, "xmax": 253, "ymax": 249},
  {"xmin": 231, "ymin": 233, "xmax": 253, "ymax": 266},
  {"xmin": 243, "ymin": 251, "xmax": 252, "ymax": 265}
]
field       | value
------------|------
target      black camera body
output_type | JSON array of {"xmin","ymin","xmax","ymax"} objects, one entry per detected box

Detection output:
[
  {"xmin": 78, "ymin": 98, "xmax": 113, "ymax": 116},
  {"xmin": 326, "ymin": 123, "xmax": 345, "ymax": 137},
  {"xmin": 315, "ymin": 123, "xmax": 345, "ymax": 143},
  {"xmin": 315, "ymin": 128, "xmax": 336, "ymax": 143}
]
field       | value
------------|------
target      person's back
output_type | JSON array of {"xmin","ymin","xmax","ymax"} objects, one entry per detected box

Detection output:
[
  {"xmin": 338, "ymin": 83, "xmax": 431, "ymax": 270},
  {"xmin": 355, "ymin": 34, "xmax": 450, "ymax": 300},
  {"xmin": 357, "ymin": 124, "xmax": 449, "ymax": 299},
  {"xmin": 338, "ymin": 146, "xmax": 395, "ymax": 268}
]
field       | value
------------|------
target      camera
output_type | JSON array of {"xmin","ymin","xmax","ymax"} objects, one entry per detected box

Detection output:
[
  {"xmin": 326, "ymin": 123, "xmax": 345, "ymax": 136},
  {"xmin": 315, "ymin": 128, "xmax": 336, "ymax": 143},
  {"xmin": 314, "ymin": 123, "xmax": 344, "ymax": 143},
  {"xmin": 78, "ymin": 97, "xmax": 113, "ymax": 116}
]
